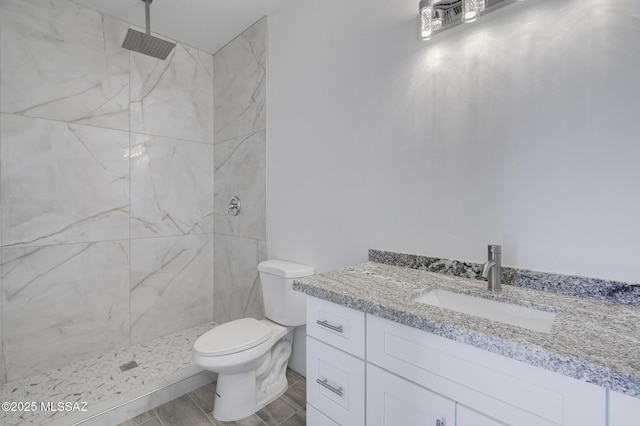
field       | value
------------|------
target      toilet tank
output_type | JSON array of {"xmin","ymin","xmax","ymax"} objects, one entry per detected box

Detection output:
[{"xmin": 258, "ymin": 259, "xmax": 314, "ymax": 326}]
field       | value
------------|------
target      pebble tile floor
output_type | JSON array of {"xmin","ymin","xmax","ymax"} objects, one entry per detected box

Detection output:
[{"xmin": 118, "ymin": 370, "xmax": 306, "ymax": 426}]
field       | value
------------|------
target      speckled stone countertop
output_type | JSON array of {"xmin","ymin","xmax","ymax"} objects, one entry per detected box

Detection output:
[{"xmin": 294, "ymin": 260, "xmax": 640, "ymax": 398}]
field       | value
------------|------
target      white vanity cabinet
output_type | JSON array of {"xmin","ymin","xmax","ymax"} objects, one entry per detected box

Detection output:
[
  {"xmin": 367, "ymin": 366, "xmax": 505, "ymax": 426},
  {"xmin": 608, "ymin": 390, "xmax": 640, "ymax": 426},
  {"xmin": 307, "ymin": 295, "xmax": 614, "ymax": 426},
  {"xmin": 306, "ymin": 296, "xmax": 366, "ymax": 426},
  {"xmin": 367, "ymin": 313, "xmax": 605, "ymax": 426},
  {"xmin": 456, "ymin": 405, "xmax": 507, "ymax": 426},
  {"xmin": 367, "ymin": 363, "xmax": 455, "ymax": 426}
]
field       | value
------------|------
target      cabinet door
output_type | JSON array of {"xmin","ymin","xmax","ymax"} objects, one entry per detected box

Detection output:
[
  {"xmin": 457, "ymin": 405, "xmax": 506, "ymax": 426},
  {"xmin": 608, "ymin": 390, "xmax": 640, "ymax": 426},
  {"xmin": 367, "ymin": 364, "xmax": 455, "ymax": 426}
]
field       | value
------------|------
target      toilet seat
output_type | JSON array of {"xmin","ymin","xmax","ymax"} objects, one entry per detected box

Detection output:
[{"xmin": 194, "ymin": 318, "xmax": 273, "ymax": 356}]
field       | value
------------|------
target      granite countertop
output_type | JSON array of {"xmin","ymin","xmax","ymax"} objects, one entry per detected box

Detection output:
[{"xmin": 294, "ymin": 261, "xmax": 640, "ymax": 398}]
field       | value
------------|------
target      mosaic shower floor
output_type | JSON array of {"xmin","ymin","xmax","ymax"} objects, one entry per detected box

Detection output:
[{"xmin": 1, "ymin": 323, "xmax": 216, "ymax": 426}]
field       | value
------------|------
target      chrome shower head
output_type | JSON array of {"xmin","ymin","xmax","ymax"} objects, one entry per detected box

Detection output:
[{"xmin": 122, "ymin": 0, "xmax": 175, "ymax": 60}]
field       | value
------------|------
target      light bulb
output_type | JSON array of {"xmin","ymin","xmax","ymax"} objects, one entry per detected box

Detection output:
[
  {"xmin": 419, "ymin": 0, "xmax": 434, "ymax": 40},
  {"xmin": 463, "ymin": 0, "xmax": 485, "ymax": 23}
]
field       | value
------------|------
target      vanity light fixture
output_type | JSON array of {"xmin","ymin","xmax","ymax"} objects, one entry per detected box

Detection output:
[
  {"xmin": 462, "ymin": 0, "xmax": 484, "ymax": 23},
  {"xmin": 419, "ymin": 0, "xmax": 433, "ymax": 40},
  {"xmin": 419, "ymin": 0, "xmax": 524, "ymax": 40}
]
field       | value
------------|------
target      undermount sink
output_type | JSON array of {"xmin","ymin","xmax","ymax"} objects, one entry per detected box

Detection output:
[{"xmin": 414, "ymin": 288, "xmax": 556, "ymax": 333}]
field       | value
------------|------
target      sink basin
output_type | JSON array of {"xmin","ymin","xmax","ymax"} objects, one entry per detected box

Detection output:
[{"xmin": 414, "ymin": 288, "xmax": 556, "ymax": 333}]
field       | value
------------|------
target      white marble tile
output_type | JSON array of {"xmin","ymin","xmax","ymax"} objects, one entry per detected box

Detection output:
[
  {"xmin": 0, "ymin": 114, "xmax": 130, "ymax": 247},
  {"xmin": 245, "ymin": 239, "xmax": 268, "ymax": 320},
  {"xmin": 1, "ymin": 240, "xmax": 131, "ymax": 382},
  {"xmin": 68, "ymin": 379, "xmax": 170, "ymax": 426},
  {"xmin": 74, "ymin": 370, "xmax": 215, "ymax": 426},
  {"xmin": 214, "ymin": 130, "xmax": 266, "ymax": 240},
  {"xmin": 1, "ymin": 308, "xmax": 4, "ymax": 386},
  {"xmin": 0, "ymin": 222, "xmax": 3, "ymax": 388},
  {"xmin": 213, "ymin": 18, "xmax": 266, "ymax": 142},
  {"xmin": 131, "ymin": 235, "xmax": 214, "ymax": 343},
  {"xmin": 213, "ymin": 234, "xmax": 265, "ymax": 324},
  {"xmin": 130, "ymin": 133, "xmax": 214, "ymax": 238},
  {"xmin": 130, "ymin": 42, "xmax": 214, "ymax": 144},
  {"xmin": 0, "ymin": 0, "xmax": 130, "ymax": 130},
  {"xmin": 0, "ymin": 352, "xmax": 5, "ymax": 387}
]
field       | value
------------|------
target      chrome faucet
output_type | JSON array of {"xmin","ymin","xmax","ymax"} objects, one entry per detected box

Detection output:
[{"xmin": 481, "ymin": 244, "xmax": 502, "ymax": 292}]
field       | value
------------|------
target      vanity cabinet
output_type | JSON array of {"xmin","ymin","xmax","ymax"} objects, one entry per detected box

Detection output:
[
  {"xmin": 608, "ymin": 390, "xmax": 640, "ymax": 426},
  {"xmin": 306, "ymin": 296, "xmax": 366, "ymax": 425},
  {"xmin": 367, "ymin": 363, "xmax": 455, "ymax": 426},
  {"xmin": 456, "ymin": 405, "xmax": 506, "ymax": 426},
  {"xmin": 307, "ymin": 404, "xmax": 339, "ymax": 426},
  {"xmin": 367, "ymin": 314, "xmax": 606, "ymax": 426},
  {"xmin": 307, "ymin": 295, "xmax": 612, "ymax": 426},
  {"xmin": 367, "ymin": 364, "xmax": 505, "ymax": 426}
]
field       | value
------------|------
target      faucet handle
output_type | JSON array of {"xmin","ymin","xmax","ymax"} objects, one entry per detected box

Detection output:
[{"xmin": 487, "ymin": 244, "xmax": 502, "ymax": 256}]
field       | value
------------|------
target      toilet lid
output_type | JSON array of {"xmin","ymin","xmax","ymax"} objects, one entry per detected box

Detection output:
[{"xmin": 194, "ymin": 318, "xmax": 273, "ymax": 356}]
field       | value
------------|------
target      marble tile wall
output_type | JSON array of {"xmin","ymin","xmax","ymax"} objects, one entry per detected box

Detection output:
[
  {"xmin": 213, "ymin": 18, "xmax": 268, "ymax": 324},
  {"xmin": 0, "ymin": 0, "xmax": 214, "ymax": 384}
]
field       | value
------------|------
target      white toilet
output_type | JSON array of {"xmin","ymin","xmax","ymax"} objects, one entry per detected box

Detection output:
[{"xmin": 192, "ymin": 259, "xmax": 314, "ymax": 421}]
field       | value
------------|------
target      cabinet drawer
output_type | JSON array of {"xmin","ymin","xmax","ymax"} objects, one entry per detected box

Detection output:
[
  {"xmin": 367, "ymin": 363, "xmax": 455, "ymax": 426},
  {"xmin": 307, "ymin": 337, "xmax": 365, "ymax": 426},
  {"xmin": 307, "ymin": 404, "xmax": 340, "ymax": 426},
  {"xmin": 307, "ymin": 296, "xmax": 365, "ymax": 358}
]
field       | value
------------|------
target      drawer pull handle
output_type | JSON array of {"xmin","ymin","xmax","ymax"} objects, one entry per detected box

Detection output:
[
  {"xmin": 317, "ymin": 378, "xmax": 344, "ymax": 396},
  {"xmin": 316, "ymin": 319, "xmax": 344, "ymax": 333},
  {"xmin": 436, "ymin": 419, "xmax": 445, "ymax": 426}
]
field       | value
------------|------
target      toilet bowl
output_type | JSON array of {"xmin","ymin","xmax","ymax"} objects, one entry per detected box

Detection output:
[
  {"xmin": 192, "ymin": 259, "xmax": 314, "ymax": 422},
  {"xmin": 193, "ymin": 318, "xmax": 291, "ymax": 420}
]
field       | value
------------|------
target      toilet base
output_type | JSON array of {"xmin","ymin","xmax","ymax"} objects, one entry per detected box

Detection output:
[
  {"xmin": 213, "ymin": 372, "xmax": 288, "ymax": 421},
  {"xmin": 212, "ymin": 330, "xmax": 294, "ymax": 422}
]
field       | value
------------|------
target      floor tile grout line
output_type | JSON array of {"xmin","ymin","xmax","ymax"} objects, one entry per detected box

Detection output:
[
  {"xmin": 152, "ymin": 408, "xmax": 165, "ymax": 426},
  {"xmin": 276, "ymin": 411, "xmax": 297, "ymax": 426},
  {"xmin": 186, "ymin": 391, "xmax": 216, "ymax": 424},
  {"xmin": 280, "ymin": 384, "xmax": 306, "ymax": 414}
]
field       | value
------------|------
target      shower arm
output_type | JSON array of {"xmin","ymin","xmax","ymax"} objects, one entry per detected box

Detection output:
[{"xmin": 144, "ymin": 0, "xmax": 152, "ymax": 36}]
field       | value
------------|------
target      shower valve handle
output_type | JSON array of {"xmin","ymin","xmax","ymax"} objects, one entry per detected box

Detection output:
[{"xmin": 228, "ymin": 196, "xmax": 241, "ymax": 216}]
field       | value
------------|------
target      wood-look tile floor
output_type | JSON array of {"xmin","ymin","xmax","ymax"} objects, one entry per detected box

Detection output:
[{"xmin": 118, "ymin": 370, "xmax": 306, "ymax": 426}]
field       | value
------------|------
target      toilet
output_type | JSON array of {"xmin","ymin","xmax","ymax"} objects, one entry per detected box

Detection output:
[{"xmin": 192, "ymin": 259, "xmax": 314, "ymax": 421}]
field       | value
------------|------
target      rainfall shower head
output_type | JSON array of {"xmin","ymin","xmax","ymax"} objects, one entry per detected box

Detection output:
[{"xmin": 122, "ymin": 0, "xmax": 175, "ymax": 60}]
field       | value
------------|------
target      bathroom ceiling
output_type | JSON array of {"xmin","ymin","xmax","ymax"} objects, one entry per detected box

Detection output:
[{"xmin": 71, "ymin": 0, "xmax": 291, "ymax": 54}]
